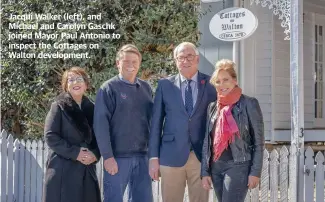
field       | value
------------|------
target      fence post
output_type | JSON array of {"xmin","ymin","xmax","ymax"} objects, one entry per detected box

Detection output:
[
  {"xmin": 152, "ymin": 181, "xmax": 160, "ymax": 202},
  {"xmin": 279, "ymin": 146, "xmax": 289, "ymax": 202},
  {"xmin": 245, "ymin": 190, "xmax": 250, "ymax": 202},
  {"xmin": 18, "ymin": 139, "xmax": 26, "ymax": 202},
  {"xmin": 7, "ymin": 135, "xmax": 14, "ymax": 202},
  {"xmin": 1, "ymin": 130, "xmax": 8, "ymax": 202},
  {"xmin": 30, "ymin": 140, "xmax": 38, "ymax": 202},
  {"xmin": 208, "ymin": 188, "xmax": 217, "ymax": 202},
  {"xmin": 305, "ymin": 147, "xmax": 315, "ymax": 202},
  {"xmin": 270, "ymin": 150, "xmax": 279, "ymax": 202},
  {"xmin": 260, "ymin": 149, "xmax": 270, "ymax": 202},
  {"xmin": 36, "ymin": 140, "xmax": 44, "ymax": 202},
  {"xmin": 25, "ymin": 140, "xmax": 32, "ymax": 202},
  {"xmin": 315, "ymin": 151, "xmax": 325, "ymax": 202},
  {"xmin": 14, "ymin": 139, "xmax": 20, "ymax": 202}
]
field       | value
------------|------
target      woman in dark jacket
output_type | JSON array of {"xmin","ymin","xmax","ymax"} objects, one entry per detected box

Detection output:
[
  {"xmin": 201, "ymin": 59, "xmax": 264, "ymax": 202},
  {"xmin": 43, "ymin": 67, "xmax": 101, "ymax": 202}
]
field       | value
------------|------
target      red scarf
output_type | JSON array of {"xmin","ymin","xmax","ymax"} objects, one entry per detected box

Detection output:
[{"xmin": 213, "ymin": 86, "xmax": 242, "ymax": 161}]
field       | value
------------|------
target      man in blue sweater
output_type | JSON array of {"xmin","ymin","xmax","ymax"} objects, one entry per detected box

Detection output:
[{"xmin": 94, "ymin": 44, "xmax": 153, "ymax": 202}]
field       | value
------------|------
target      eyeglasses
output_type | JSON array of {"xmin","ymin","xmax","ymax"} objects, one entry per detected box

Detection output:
[
  {"xmin": 67, "ymin": 77, "xmax": 85, "ymax": 84},
  {"xmin": 176, "ymin": 55, "xmax": 196, "ymax": 62}
]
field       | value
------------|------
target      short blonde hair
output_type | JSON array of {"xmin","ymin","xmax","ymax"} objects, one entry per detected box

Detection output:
[
  {"xmin": 116, "ymin": 44, "xmax": 142, "ymax": 61},
  {"xmin": 210, "ymin": 59, "xmax": 237, "ymax": 87}
]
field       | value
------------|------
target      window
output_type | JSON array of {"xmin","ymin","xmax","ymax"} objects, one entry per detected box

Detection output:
[
  {"xmin": 315, "ymin": 24, "xmax": 323, "ymax": 118},
  {"xmin": 314, "ymin": 14, "xmax": 325, "ymax": 127}
]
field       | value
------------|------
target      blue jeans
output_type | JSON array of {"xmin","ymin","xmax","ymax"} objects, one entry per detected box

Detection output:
[
  {"xmin": 103, "ymin": 156, "xmax": 153, "ymax": 202},
  {"xmin": 210, "ymin": 160, "xmax": 251, "ymax": 202}
]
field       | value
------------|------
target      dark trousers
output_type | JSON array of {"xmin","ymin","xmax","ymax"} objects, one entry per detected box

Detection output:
[
  {"xmin": 211, "ymin": 160, "xmax": 251, "ymax": 202},
  {"xmin": 103, "ymin": 156, "xmax": 153, "ymax": 202}
]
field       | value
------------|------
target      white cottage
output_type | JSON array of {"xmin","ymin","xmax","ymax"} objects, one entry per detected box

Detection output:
[{"xmin": 199, "ymin": 0, "xmax": 323, "ymax": 144}]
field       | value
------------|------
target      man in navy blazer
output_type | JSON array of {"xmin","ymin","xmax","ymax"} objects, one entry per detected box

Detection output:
[{"xmin": 149, "ymin": 42, "xmax": 217, "ymax": 202}]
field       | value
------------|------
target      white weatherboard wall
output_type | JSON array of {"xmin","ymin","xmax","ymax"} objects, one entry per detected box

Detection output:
[
  {"xmin": 305, "ymin": 0, "xmax": 325, "ymax": 15},
  {"xmin": 241, "ymin": 2, "xmax": 273, "ymax": 140},
  {"xmin": 272, "ymin": 0, "xmax": 323, "ymax": 132},
  {"xmin": 272, "ymin": 13, "xmax": 291, "ymax": 130}
]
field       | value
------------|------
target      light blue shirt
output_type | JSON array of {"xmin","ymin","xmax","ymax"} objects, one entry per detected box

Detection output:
[
  {"xmin": 118, "ymin": 74, "xmax": 141, "ymax": 86},
  {"xmin": 180, "ymin": 71, "xmax": 198, "ymax": 107}
]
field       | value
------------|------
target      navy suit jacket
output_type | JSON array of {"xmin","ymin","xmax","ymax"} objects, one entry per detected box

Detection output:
[{"xmin": 149, "ymin": 71, "xmax": 217, "ymax": 167}]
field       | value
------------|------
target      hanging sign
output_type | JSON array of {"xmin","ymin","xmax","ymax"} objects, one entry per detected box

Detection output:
[{"xmin": 209, "ymin": 7, "xmax": 258, "ymax": 41}]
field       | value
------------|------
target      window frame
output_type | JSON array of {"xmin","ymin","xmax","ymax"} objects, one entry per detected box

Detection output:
[{"xmin": 314, "ymin": 14, "xmax": 325, "ymax": 127}]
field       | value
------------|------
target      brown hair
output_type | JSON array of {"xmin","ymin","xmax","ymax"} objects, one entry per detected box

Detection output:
[
  {"xmin": 210, "ymin": 59, "xmax": 237, "ymax": 87},
  {"xmin": 61, "ymin": 67, "xmax": 90, "ymax": 92},
  {"xmin": 116, "ymin": 44, "xmax": 142, "ymax": 61}
]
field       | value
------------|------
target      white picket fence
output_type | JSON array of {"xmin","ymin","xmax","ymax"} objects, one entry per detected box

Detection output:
[{"xmin": 0, "ymin": 129, "xmax": 324, "ymax": 202}]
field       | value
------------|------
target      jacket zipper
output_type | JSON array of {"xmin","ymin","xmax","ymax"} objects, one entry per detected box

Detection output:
[{"xmin": 238, "ymin": 107, "xmax": 246, "ymax": 162}]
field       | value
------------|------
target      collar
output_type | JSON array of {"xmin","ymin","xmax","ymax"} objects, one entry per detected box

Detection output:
[
  {"xmin": 180, "ymin": 71, "xmax": 198, "ymax": 84},
  {"xmin": 118, "ymin": 74, "xmax": 141, "ymax": 86}
]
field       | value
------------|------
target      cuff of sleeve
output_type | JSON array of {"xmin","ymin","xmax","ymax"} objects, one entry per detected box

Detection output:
[
  {"xmin": 149, "ymin": 152, "xmax": 159, "ymax": 159},
  {"xmin": 70, "ymin": 146, "xmax": 81, "ymax": 160},
  {"xmin": 102, "ymin": 152, "xmax": 114, "ymax": 160},
  {"xmin": 90, "ymin": 149, "xmax": 101, "ymax": 161},
  {"xmin": 89, "ymin": 149, "xmax": 100, "ymax": 163},
  {"xmin": 150, "ymin": 157, "xmax": 159, "ymax": 160},
  {"xmin": 249, "ymin": 170, "xmax": 261, "ymax": 178},
  {"xmin": 200, "ymin": 170, "xmax": 210, "ymax": 178}
]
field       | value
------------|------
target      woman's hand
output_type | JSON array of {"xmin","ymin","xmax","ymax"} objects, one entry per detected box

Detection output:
[
  {"xmin": 76, "ymin": 148, "xmax": 88, "ymax": 163},
  {"xmin": 77, "ymin": 148, "xmax": 97, "ymax": 165},
  {"xmin": 201, "ymin": 176, "xmax": 213, "ymax": 190},
  {"xmin": 247, "ymin": 176, "xmax": 260, "ymax": 189},
  {"xmin": 82, "ymin": 150, "xmax": 97, "ymax": 165}
]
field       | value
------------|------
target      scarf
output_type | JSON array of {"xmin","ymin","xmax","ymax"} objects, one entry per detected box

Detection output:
[{"xmin": 213, "ymin": 86, "xmax": 242, "ymax": 161}]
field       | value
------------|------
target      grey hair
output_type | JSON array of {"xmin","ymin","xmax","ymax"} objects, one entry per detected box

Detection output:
[{"xmin": 173, "ymin": 42, "xmax": 199, "ymax": 59}]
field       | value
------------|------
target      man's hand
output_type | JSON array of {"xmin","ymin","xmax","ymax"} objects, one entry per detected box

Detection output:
[
  {"xmin": 247, "ymin": 176, "xmax": 260, "ymax": 189},
  {"xmin": 149, "ymin": 158, "xmax": 160, "ymax": 181},
  {"xmin": 201, "ymin": 176, "xmax": 213, "ymax": 190},
  {"xmin": 104, "ymin": 157, "xmax": 118, "ymax": 175}
]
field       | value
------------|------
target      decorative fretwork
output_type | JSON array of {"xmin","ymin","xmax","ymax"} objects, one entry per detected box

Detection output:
[{"xmin": 251, "ymin": 0, "xmax": 290, "ymax": 40}]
